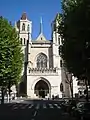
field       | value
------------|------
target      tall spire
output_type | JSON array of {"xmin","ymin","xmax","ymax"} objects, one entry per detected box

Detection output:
[{"xmin": 40, "ymin": 17, "xmax": 43, "ymax": 34}]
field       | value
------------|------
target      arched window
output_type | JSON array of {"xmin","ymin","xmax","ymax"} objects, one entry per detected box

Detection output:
[
  {"xmin": 27, "ymin": 24, "xmax": 29, "ymax": 31},
  {"xmin": 60, "ymin": 83, "xmax": 63, "ymax": 92},
  {"xmin": 60, "ymin": 60, "xmax": 62, "ymax": 67},
  {"xmin": 22, "ymin": 23, "xmax": 25, "ymax": 31},
  {"xmin": 36, "ymin": 53, "xmax": 47, "ymax": 69},
  {"xmin": 20, "ymin": 38, "xmax": 22, "ymax": 44},
  {"xmin": 58, "ymin": 37, "xmax": 60, "ymax": 45},
  {"xmin": 24, "ymin": 38, "xmax": 25, "ymax": 45}
]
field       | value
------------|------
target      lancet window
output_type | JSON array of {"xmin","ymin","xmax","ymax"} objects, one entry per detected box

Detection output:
[
  {"xmin": 22, "ymin": 23, "xmax": 25, "ymax": 31},
  {"xmin": 27, "ymin": 24, "xmax": 29, "ymax": 31}
]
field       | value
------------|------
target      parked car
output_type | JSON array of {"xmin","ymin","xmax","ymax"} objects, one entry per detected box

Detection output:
[
  {"xmin": 66, "ymin": 100, "xmax": 77, "ymax": 113},
  {"xmin": 61, "ymin": 100, "xmax": 76, "ymax": 112},
  {"xmin": 71, "ymin": 102, "xmax": 90, "ymax": 120}
]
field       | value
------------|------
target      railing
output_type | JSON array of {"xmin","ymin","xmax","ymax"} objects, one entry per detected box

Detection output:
[{"xmin": 28, "ymin": 68, "xmax": 58, "ymax": 75}]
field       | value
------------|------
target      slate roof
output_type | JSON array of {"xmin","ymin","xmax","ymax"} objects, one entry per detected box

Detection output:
[{"xmin": 21, "ymin": 12, "xmax": 27, "ymax": 20}]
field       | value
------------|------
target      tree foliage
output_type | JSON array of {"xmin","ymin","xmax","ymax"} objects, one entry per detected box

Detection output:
[
  {"xmin": 0, "ymin": 16, "xmax": 23, "ymax": 90},
  {"xmin": 59, "ymin": 0, "xmax": 90, "ymax": 81}
]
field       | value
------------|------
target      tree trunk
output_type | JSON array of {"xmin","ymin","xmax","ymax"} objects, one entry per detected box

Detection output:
[
  {"xmin": 85, "ymin": 79, "xmax": 89, "ymax": 102},
  {"xmin": 70, "ymin": 82, "xmax": 73, "ymax": 100},
  {"xmin": 1, "ymin": 87, "xmax": 4, "ymax": 104}
]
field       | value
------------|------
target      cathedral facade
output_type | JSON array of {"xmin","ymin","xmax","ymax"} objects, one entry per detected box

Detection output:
[{"xmin": 15, "ymin": 13, "xmax": 78, "ymax": 98}]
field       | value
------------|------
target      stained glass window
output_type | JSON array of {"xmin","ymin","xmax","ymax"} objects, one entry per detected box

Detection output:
[{"xmin": 37, "ymin": 53, "xmax": 47, "ymax": 68}]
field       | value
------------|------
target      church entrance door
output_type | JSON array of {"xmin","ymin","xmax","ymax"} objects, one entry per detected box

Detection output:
[{"xmin": 34, "ymin": 80, "xmax": 49, "ymax": 98}]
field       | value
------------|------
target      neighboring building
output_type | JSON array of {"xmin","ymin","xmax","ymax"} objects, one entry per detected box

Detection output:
[
  {"xmin": 15, "ymin": 12, "xmax": 78, "ymax": 98},
  {"xmin": 77, "ymin": 80, "xmax": 90, "ymax": 97}
]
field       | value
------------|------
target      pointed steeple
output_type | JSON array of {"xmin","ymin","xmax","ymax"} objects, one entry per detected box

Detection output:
[
  {"xmin": 14, "ymin": 21, "xmax": 17, "ymax": 28},
  {"xmin": 14, "ymin": 21, "xmax": 19, "ymax": 31},
  {"xmin": 40, "ymin": 17, "xmax": 43, "ymax": 34}
]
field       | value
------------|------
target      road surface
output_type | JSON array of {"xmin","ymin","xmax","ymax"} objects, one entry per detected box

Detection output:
[{"xmin": 0, "ymin": 99, "xmax": 76, "ymax": 120}]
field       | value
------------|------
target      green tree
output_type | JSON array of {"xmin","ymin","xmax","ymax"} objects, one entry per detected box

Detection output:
[
  {"xmin": 0, "ymin": 16, "xmax": 23, "ymax": 104},
  {"xmin": 59, "ymin": 0, "xmax": 90, "ymax": 101}
]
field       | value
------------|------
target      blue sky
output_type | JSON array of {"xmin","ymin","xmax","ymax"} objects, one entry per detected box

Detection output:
[{"xmin": 0, "ymin": 0, "xmax": 61, "ymax": 40}]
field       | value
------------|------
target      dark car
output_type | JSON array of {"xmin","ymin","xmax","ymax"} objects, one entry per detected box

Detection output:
[
  {"xmin": 71, "ymin": 102, "xmax": 90, "ymax": 120},
  {"xmin": 61, "ymin": 100, "xmax": 76, "ymax": 112}
]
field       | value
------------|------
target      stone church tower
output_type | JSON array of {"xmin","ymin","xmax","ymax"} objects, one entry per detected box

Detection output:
[{"xmin": 15, "ymin": 13, "xmax": 77, "ymax": 98}]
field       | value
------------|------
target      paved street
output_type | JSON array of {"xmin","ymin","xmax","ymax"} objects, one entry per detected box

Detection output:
[{"xmin": 0, "ymin": 99, "xmax": 76, "ymax": 120}]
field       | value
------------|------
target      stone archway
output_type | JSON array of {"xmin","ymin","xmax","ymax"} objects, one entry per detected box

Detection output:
[{"xmin": 34, "ymin": 80, "xmax": 50, "ymax": 98}]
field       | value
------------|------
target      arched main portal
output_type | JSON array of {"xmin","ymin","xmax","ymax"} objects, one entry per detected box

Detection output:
[{"xmin": 34, "ymin": 80, "xmax": 49, "ymax": 98}]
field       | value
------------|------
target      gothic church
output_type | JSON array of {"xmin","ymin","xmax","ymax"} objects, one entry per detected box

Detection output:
[{"xmin": 15, "ymin": 13, "xmax": 77, "ymax": 98}]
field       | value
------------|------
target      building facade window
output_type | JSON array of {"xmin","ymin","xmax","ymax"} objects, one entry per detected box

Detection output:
[
  {"xmin": 36, "ymin": 53, "xmax": 47, "ymax": 69},
  {"xmin": 58, "ymin": 37, "xmax": 60, "ymax": 45},
  {"xmin": 22, "ymin": 23, "xmax": 25, "ymax": 31},
  {"xmin": 60, "ymin": 60, "xmax": 62, "ymax": 67},
  {"xmin": 60, "ymin": 83, "xmax": 63, "ymax": 92},
  {"xmin": 20, "ymin": 38, "xmax": 22, "ymax": 44},
  {"xmin": 27, "ymin": 24, "xmax": 29, "ymax": 31},
  {"xmin": 24, "ymin": 38, "xmax": 25, "ymax": 45}
]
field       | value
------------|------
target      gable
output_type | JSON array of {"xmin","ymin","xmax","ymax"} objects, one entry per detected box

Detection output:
[{"xmin": 36, "ymin": 33, "xmax": 47, "ymax": 42}]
